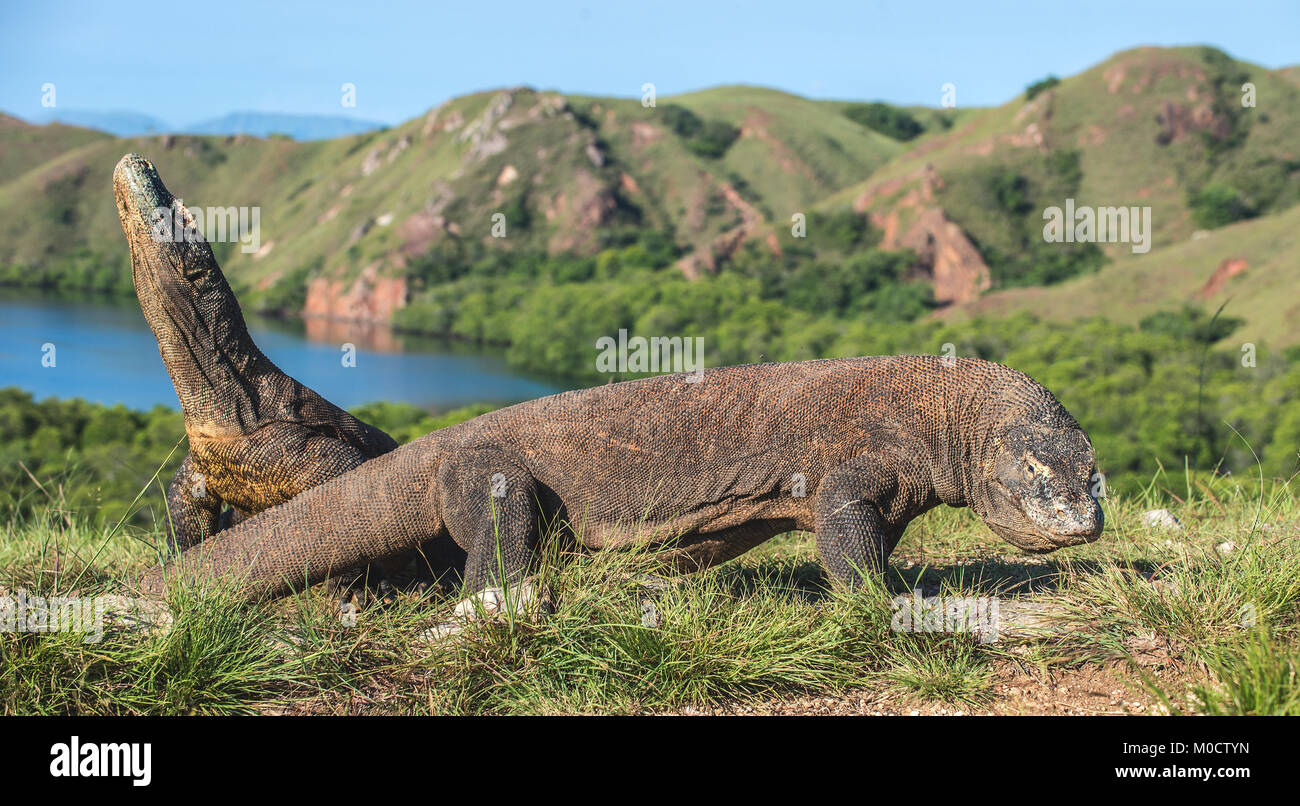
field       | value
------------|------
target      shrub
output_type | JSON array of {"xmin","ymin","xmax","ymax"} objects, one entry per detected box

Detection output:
[
  {"xmin": 842, "ymin": 103, "xmax": 924, "ymax": 141},
  {"xmin": 1024, "ymin": 75, "xmax": 1060, "ymax": 101},
  {"xmin": 1189, "ymin": 183, "xmax": 1257, "ymax": 229},
  {"xmin": 659, "ymin": 105, "xmax": 740, "ymax": 158}
]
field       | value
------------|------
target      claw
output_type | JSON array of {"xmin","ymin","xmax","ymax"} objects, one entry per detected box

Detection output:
[
  {"xmin": 414, "ymin": 579, "xmax": 545, "ymax": 646},
  {"xmin": 636, "ymin": 574, "xmax": 670, "ymax": 628}
]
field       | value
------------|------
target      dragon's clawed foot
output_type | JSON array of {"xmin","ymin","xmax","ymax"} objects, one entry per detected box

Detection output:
[
  {"xmin": 414, "ymin": 579, "xmax": 548, "ymax": 646},
  {"xmin": 327, "ymin": 574, "xmax": 402, "ymax": 611}
]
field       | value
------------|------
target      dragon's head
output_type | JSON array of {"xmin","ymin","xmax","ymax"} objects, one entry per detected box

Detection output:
[
  {"xmin": 113, "ymin": 153, "xmax": 258, "ymax": 422},
  {"xmin": 113, "ymin": 153, "xmax": 224, "ymax": 321},
  {"xmin": 971, "ymin": 414, "xmax": 1104, "ymax": 553}
]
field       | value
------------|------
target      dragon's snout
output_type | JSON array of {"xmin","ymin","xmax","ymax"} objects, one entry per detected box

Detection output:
[
  {"xmin": 113, "ymin": 153, "xmax": 171, "ymax": 221},
  {"xmin": 1037, "ymin": 495, "xmax": 1104, "ymax": 546},
  {"xmin": 985, "ymin": 482, "xmax": 1104, "ymax": 553},
  {"xmin": 114, "ymin": 153, "xmax": 217, "ymax": 295}
]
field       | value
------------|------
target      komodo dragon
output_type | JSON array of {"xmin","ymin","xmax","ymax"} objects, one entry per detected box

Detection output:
[
  {"xmin": 113, "ymin": 153, "xmax": 461, "ymax": 597},
  {"xmin": 136, "ymin": 354, "xmax": 1105, "ymax": 617}
]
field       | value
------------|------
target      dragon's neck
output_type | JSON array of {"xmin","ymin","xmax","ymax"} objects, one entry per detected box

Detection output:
[{"xmin": 138, "ymin": 268, "xmax": 277, "ymax": 431}]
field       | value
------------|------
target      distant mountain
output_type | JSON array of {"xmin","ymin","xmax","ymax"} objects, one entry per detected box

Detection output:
[
  {"xmin": 22, "ymin": 109, "xmax": 170, "ymax": 137},
  {"xmin": 182, "ymin": 112, "xmax": 387, "ymax": 140},
  {"xmin": 0, "ymin": 113, "xmax": 112, "ymax": 184},
  {"xmin": 10, "ymin": 109, "xmax": 387, "ymax": 141}
]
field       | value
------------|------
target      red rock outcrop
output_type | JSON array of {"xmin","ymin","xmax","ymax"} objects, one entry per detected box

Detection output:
[
  {"xmin": 895, "ymin": 208, "xmax": 992, "ymax": 305},
  {"xmin": 303, "ymin": 263, "xmax": 408, "ymax": 324}
]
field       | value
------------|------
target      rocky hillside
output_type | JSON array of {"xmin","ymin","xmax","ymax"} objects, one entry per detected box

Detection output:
[
  {"xmin": 816, "ymin": 46, "xmax": 1300, "ymax": 301},
  {"xmin": 0, "ymin": 86, "xmax": 901, "ymax": 317},
  {"xmin": 1, "ymin": 46, "xmax": 1297, "ymax": 340}
]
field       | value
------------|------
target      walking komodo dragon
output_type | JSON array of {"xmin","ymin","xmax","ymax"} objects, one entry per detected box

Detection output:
[
  {"xmin": 134, "ymin": 337, "xmax": 1106, "ymax": 621},
  {"xmin": 114, "ymin": 153, "xmax": 460, "ymax": 599}
]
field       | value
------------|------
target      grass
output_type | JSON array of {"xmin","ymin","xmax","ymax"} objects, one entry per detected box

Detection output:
[
  {"xmin": 1187, "ymin": 631, "xmax": 1300, "ymax": 715},
  {"xmin": 2, "ymin": 472, "xmax": 1299, "ymax": 715}
]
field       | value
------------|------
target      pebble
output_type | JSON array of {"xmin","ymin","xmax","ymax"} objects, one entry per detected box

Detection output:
[{"xmin": 1141, "ymin": 509, "xmax": 1183, "ymax": 530}]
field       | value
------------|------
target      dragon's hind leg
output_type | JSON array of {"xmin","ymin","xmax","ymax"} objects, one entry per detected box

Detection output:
[{"xmin": 419, "ymin": 451, "xmax": 546, "ymax": 641}]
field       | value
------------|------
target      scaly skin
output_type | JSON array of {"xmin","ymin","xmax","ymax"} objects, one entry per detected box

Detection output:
[
  {"xmin": 137, "ymin": 355, "xmax": 1104, "ymax": 604},
  {"xmin": 113, "ymin": 154, "xmax": 462, "ymax": 590}
]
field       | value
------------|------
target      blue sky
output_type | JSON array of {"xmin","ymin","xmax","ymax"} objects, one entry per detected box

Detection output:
[{"xmin": 1, "ymin": 0, "xmax": 1295, "ymax": 126}]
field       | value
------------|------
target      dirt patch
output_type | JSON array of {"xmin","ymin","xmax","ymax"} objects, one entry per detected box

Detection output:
[
  {"xmin": 423, "ymin": 103, "xmax": 464, "ymax": 139},
  {"xmin": 675, "ymin": 175, "xmax": 767, "ymax": 278},
  {"xmin": 740, "ymin": 106, "xmax": 814, "ymax": 180},
  {"xmin": 851, "ymin": 167, "xmax": 989, "ymax": 305},
  {"xmin": 1105, "ymin": 66, "xmax": 1128, "ymax": 95},
  {"xmin": 666, "ymin": 662, "xmax": 1168, "ymax": 716},
  {"xmin": 1005, "ymin": 121, "xmax": 1048, "ymax": 152},
  {"xmin": 1078, "ymin": 124, "xmax": 1107, "ymax": 147},
  {"xmin": 496, "ymin": 164, "xmax": 519, "ymax": 187},
  {"xmin": 631, "ymin": 121, "xmax": 663, "ymax": 149},
  {"xmin": 546, "ymin": 170, "xmax": 619, "ymax": 254},
  {"xmin": 395, "ymin": 212, "xmax": 445, "ymax": 259},
  {"xmin": 1198, "ymin": 257, "xmax": 1248, "ymax": 299},
  {"xmin": 1155, "ymin": 101, "xmax": 1230, "ymax": 145}
]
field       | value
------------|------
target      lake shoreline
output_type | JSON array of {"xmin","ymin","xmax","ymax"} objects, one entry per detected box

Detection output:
[{"xmin": 0, "ymin": 289, "xmax": 570, "ymax": 413}]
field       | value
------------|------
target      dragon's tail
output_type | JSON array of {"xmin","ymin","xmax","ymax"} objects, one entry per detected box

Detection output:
[{"xmin": 137, "ymin": 441, "xmax": 442, "ymax": 603}]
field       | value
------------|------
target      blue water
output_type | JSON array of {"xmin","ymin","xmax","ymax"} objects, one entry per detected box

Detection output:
[{"xmin": 0, "ymin": 291, "xmax": 566, "ymax": 411}]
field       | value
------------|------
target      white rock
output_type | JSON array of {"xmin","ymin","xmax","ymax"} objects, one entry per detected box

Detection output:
[
  {"xmin": 1141, "ymin": 509, "xmax": 1183, "ymax": 530},
  {"xmin": 496, "ymin": 164, "xmax": 519, "ymax": 187}
]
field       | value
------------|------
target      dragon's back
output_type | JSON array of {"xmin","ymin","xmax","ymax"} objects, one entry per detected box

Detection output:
[{"xmin": 429, "ymin": 356, "xmax": 1041, "ymax": 529}]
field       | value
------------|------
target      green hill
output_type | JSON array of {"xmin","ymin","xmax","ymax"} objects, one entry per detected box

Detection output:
[
  {"xmin": 1, "ymin": 46, "xmax": 1296, "ymax": 342},
  {"xmin": 952, "ymin": 201, "xmax": 1300, "ymax": 348},
  {"xmin": 0, "ymin": 115, "xmax": 111, "ymax": 185},
  {"xmin": 0, "ymin": 86, "xmax": 904, "ymax": 308}
]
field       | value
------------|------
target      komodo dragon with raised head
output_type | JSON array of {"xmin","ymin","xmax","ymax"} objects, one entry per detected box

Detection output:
[
  {"xmin": 135, "ymin": 352, "xmax": 1105, "ymax": 613},
  {"xmin": 113, "ymin": 153, "xmax": 461, "ymax": 596}
]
